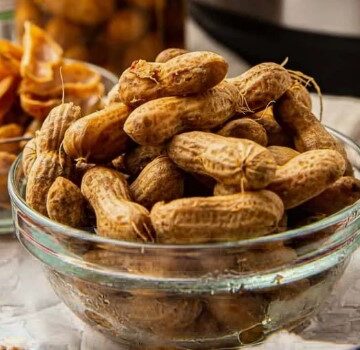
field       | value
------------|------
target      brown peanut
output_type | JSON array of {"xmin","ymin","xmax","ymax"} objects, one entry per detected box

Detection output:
[
  {"xmin": 168, "ymin": 132, "xmax": 277, "ymax": 189},
  {"xmin": 130, "ymin": 156, "xmax": 184, "ymax": 209},
  {"xmin": 124, "ymin": 144, "xmax": 166, "ymax": 176},
  {"xmin": 275, "ymin": 87, "xmax": 346, "ymax": 156},
  {"xmin": 268, "ymin": 150, "xmax": 346, "ymax": 209},
  {"xmin": 300, "ymin": 176, "xmax": 360, "ymax": 215},
  {"xmin": 151, "ymin": 190, "xmax": 284, "ymax": 244},
  {"xmin": 63, "ymin": 103, "xmax": 131, "ymax": 162},
  {"xmin": 81, "ymin": 166, "xmax": 154, "ymax": 242},
  {"xmin": 105, "ymin": 83, "xmax": 121, "ymax": 106},
  {"xmin": 228, "ymin": 62, "xmax": 292, "ymax": 111},
  {"xmin": 36, "ymin": 103, "xmax": 82, "ymax": 153},
  {"xmin": 155, "ymin": 48, "xmax": 189, "ymax": 63},
  {"xmin": 119, "ymin": 51, "xmax": 228, "ymax": 106},
  {"xmin": 267, "ymin": 146, "xmax": 300, "ymax": 166},
  {"xmin": 22, "ymin": 138, "xmax": 37, "ymax": 177},
  {"xmin": 0, "ymin": 152, "xmax": 17, "ymax": 206},
  {"xmin": 207, "ymin": 295, "xmax": 265, "ymax": 337},
  {"xmin": 217, "ymin": 118, "xmax": 268, "ymax": 146},
  {"xmin": 46, "ymin": 177, "xmax": 87, "ymax": 228},
  {"xmin": 0, "ymin": 123, "xmax": 23, "ymax": 154},
  {"xmin": 124, "ymin": 80, "xmax": 239, "ymax": 145},
  {"xmin": 247, "ymin": 106, "xmax": 292, "ymax": 147},
  {"xmin": 26, "ymin": 151, "xmax": 73, "ymax": 216},
  {"xmin": 124, "ymin": 62, "xmax": 291, "ymax": 145},
  {"xmin": 290, "ymin": 82, "xmax": 312, "ymax": 110}
]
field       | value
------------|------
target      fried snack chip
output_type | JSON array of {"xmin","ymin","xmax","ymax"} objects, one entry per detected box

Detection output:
[
  {"xmin": 20, "ymin": 61, "xmax": 102, "ymax": 97},
  {"xmin": 21, "ymin": 82, "xmax": 104, "ymax": 121},
  {"xmin": 0, "ymin": 40, "xmax": 23, "ymax": 79},
  {"xmin": 21, "ymin": 22, "xmax": 63, "ymax": 82}
]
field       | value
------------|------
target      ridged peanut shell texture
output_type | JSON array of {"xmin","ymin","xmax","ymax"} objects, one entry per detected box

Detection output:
[
  {"xmin": 63, "ymin": 103, "xmax": 131, "ymax": 162},
  {"xmin": 228, "ymin": 62, "xmax": 292, "ymax": 111},
  {"xmin": 168, "ymin": 132, "xmax": 277, "ymax": 189},
  {"xmin": 276, "ymin": 88, "xmax": 345, "ymax": 156},
  {"xmin": 155, "ymin": 48, "xmax": 189, "ymax": 63},
  {"xmin": 119, "ymin": 51, "xmax": 228, "ymax": 106},
  {"xmin": 22, "ymin": 138, "xmax": 37, "ymax": 177},
  {"xmin": 130, "ymin": 156, "xmax": 184, "ymax": 209},
  {"xmin": 124, "ymin": 145, "xmax": 166, "ymax": 176},
  {"xmin": 36, "ymin": 102, "xmax": 82, "ymax": 153},
  {"xmin": 301, "ymin": 176, "xmax": 360, "ymax": 215},
  {"xmin": 268, "ymin": 149, "xmax": 346, "ymax": 209},
  {"xmin": 217, "ymin": 118, "xmax": 268, "ymax": 146},
  {"xmin": 26, "ymin": 151, "xmax": 73, "ymax": 216},
  {"xmin": 46, "ymin": 177, "xmax": 87, "ymax": 228},
  {"xmin": 267, "ymin": 146, "xmax": 300, "ymax": 166},
  {"xmin": 81, "ymin": 167, "xmax": 154, "ymax": 242},
  {"xmin": 124, "ymin": 80, "xmax": 239, "ymax": 145},
  {"xmin": 151, "ymin": 190, "xmax": 284, "ymax": 244}
]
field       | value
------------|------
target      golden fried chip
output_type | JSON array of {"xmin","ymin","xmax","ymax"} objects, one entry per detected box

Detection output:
[
  {"xmin": 21, "ymin": 22, "xmax": 63, "ymax": 82},
  {"xmin": 20, "ymin": 61, "xmax": 102, "ymax": 97}
]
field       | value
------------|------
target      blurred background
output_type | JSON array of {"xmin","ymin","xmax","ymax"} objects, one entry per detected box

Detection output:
[{"xmin": 2, "ymin": 0, "xmax": 358, "ymax": 96}]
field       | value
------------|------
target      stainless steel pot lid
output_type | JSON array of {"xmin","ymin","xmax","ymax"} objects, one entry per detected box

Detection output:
[{"xmin": 191, "ymin": 0, "xmax": 360, "ymax": 38}]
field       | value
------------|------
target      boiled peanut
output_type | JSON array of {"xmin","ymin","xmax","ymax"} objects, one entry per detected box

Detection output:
[
  {"xmin": 247, "ymin": 106, "xmax": 292, "ymax": 147},
  {"xmin": 119, "ymin": 51, "xmax": 228, "ymax": 106},
  {"xmin": 290, "ymin": 82, "xmax": 312, "ymax": 110},
  {"xmin": 207, "ymin": 295, "xmax": 265, "ymax": 338},
  {"xmin": 124, "ymin": 62, "xmax": 291, "ymax": 145},
  {"xmin": 26, "ymin": 150, "xmax": 73, "ymax": 216},
  {"xmin": 124, "ymin": 80, "xmax": 239, "ymax": 145},
  {"xmin": 267, "ymin": 146, "xmax": 300, "ymax": 166},
  {"xmin": 63, "ymin": 103, "xmax": 131, "ymax": 162},
  {"xmin": 36, "ymin": 102, "xmax": 82, "ymax": 153},
  {"xmin": 81, "ymin": 166, "xmax": 154, "ymax": 242},
  {"xmin": 0, "ymin": 152, "xmax": 17, "ymax": 206},
  {"xmin": 46, "ymin": 177, "xmax": 87, "ymax": 228},
  {"xmin": 0, "ymin": 123, "xmax": 23, "ymax": 153},
  {"xmin": 83, "ymin": 248, "xmax": 202, "ymax": 278},
  {"xmin": 217, "ymin": 118, "xmax": 268, "ymax": 146},
  {"xmin": 228, "ymin": 62, "xmax": 292, "ymax": 111},
  {"xmin": 130, "ymin": 156, "xmax": 184, "ymax": 209},
  {"xmin": 105, "ymin": 83, "xmax": 120, "ymax": 106},
  {"xmin": 155, "ymin": 48, "xmax": 189, "ymax": 63},
  {"xmin": 275, "ymin": 88, "xmax": 346, "ymax": 156},
  {"xmin": 168, "ymin": 132, "xmax": 276, "ymax": 189},
  {"xmin": 22, "ymin": 138, "xmax": 37, "ymax": 177},
  {"xmin": 300, "ymin": 176, "xmax": 360, "ymax": 215},
  {"xmin": 268, "ymin": 150, "xmax": 346, "ymax": 209},
  {"xmin": 124, "ymin": 145, "xmax": 166, "ymax": 176},
  {"xmin": 151, "ymin": 190, "xmax": 284, "ymax": 244}
]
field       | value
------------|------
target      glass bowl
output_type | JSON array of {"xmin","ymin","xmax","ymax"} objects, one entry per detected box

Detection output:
[
  {"xmin": 0, "ymin": 61, "xmax": 117, "ymax": 235},
  {"xmin": 8, "ymin": 128, "xmax": 360, "ymax": 349}
]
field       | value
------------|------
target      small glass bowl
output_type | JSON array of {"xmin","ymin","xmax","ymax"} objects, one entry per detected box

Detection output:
[
  {"xmin": 0, "ymin": 61, "xmax": 117, "ymax": 235},
  {"xmin": 8, "ymin": 128, "xmax": 360, "ymax": 349}
]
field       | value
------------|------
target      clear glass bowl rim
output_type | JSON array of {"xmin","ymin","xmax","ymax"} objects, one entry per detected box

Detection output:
[{"xmin": 8, "ymin": 126, "xmax": 360, "ymax": 251}]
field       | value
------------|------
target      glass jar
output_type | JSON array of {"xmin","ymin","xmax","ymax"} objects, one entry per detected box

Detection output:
[
  {"xmin": 8, "ymin": 128, "xmax": 360, "ymax": 348},
  {"xmin": 15, "ymin": 0, "xmax": 186, "ymax": 74}
]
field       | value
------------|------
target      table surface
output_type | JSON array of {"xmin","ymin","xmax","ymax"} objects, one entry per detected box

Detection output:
[{"xmin": 1, "ymin": 19, "xmax": 360, "ymax": 350}]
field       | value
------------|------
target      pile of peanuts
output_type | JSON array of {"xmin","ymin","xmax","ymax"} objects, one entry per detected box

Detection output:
[
  {"xmin": 16, "ymin": 0, "xmax": 184, "ymax": 73},
  {"xmin": 23, "ymin": 48, "xmax": 360, "ymax": 245}
]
